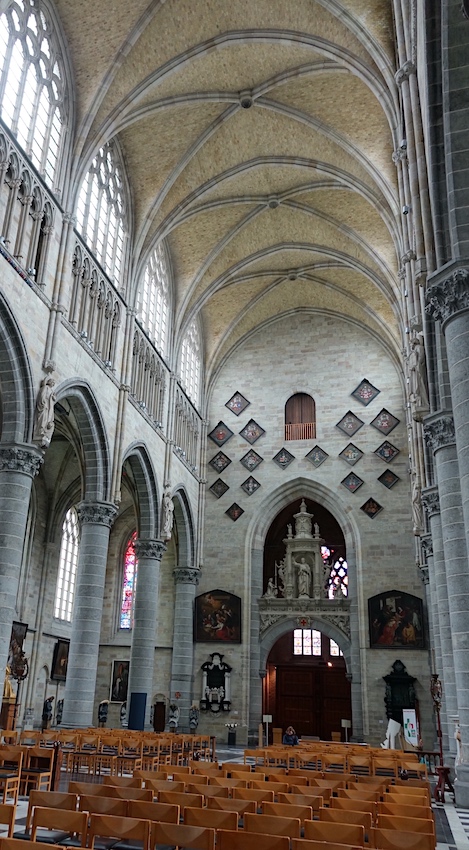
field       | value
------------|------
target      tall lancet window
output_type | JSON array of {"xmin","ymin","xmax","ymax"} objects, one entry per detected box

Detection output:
[
  {"xmin": 120, "ymin": 531, "xmax": 137, "ymax": 629},
  {"xmin": 180, "ymin": 320, "xmax": 201, "ymax": 406},
  {"xmin": 54, "ymin": 507, "xmax": 79, "ymax": 621},
  {"xmin": 137, "ymin": 243, "xmax": 169, "ymax": 357}
]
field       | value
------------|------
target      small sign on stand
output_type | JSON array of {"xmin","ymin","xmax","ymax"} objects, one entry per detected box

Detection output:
[
  {"xmin": 341, "ymin": 718, "xmax": 351, "ymax": 742},
  {"xmin": 263, "ymin": 714, "xmax": 272, "ymax": 746}
]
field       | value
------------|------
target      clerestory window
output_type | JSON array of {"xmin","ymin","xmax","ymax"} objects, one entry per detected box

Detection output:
[
  {"xmin": 76, "ymin": 142, "xmax": 126, "ymax": 287},
  {"xmin": 119, "ymin": 531, "xmax": 137, "ymax": 629},
  {"xmin": 54, "ymin": 506, "xmax": 79, "ymax": 621},
  {"xmin": 0, "ymin": 0, "xmax": 67, "ymax": 186},
  {"xmin": 137, "ymin": 243, "xmax": 169, "ymax": 357},
  {"xmin": 180, "ymin": 320, "xmax": 201, "ymax": 407}
]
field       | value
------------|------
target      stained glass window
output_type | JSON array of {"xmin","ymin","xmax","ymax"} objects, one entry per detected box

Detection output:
[
  {"xmin": 293, "ymin": 629, "xmax": 322, "ymax": 656},
  {"xmin": 0, "ymin": 1, "xmax": 66, "ymax": 185},
  {"xmin": 54, "ymin": 507, "xmax": 79, "ymax": 621},
  {"xmin": 330, "ymin": 639, "xmax": 343, "ymax": 657},
  {"xmin": 76, "ymin": 142, "xmax": 126, "ymax": 286},
  {"xmin": 321, "ymin": 545, "xmax": 348, "ymax": 598},
  {"xmin": 137, "ymin": 243, "xmax": 169, "ymax": 357},
  {"xmin": 120, "ymin": 531, "xmax": 137, "ymax": 629}
]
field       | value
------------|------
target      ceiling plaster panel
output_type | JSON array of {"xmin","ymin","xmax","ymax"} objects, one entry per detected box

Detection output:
[
  {"xmin": 316, "ymin": 267, "xmax": 398, "ymax": 324},
  {"xmin": 90, "ymin": 0, "xmax": 374, "ymax": 135},
  {"xmin": 179, "ymin": 165, "xmax": 332, "ymax": 208},
  {"xmin": 200, "ymin": 275, "xmax": 275, "ymax": 359},
  {"xmin": 229, "ymin": 249, "xmax": 338, "ymax": 276},
  {"xmin": 331, "ymin": 0, "xmax": 395, "ymax": 61},
  {"xmin": 119, "ymin": 102, "xmax": 226, "ymax": 235},
  {"xmin": 187, "ymin": 204, "xmax": 385, "ymax": 308},
  {"xmin": 269, "ymin": 73, "xmax": 395, "ymax": 185},
  {"xmin": 213, "ymin": 277, "xmax": 397, "ymax": 370}
]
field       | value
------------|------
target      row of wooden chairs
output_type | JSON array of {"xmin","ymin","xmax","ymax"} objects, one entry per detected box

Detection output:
[
  {"xmin": 245, "ymin": 748, "xmax": 426, "ymax": 780},
  {"xmin": 0, "ymin": 746, "xmax": 54, "ymax": 803}
]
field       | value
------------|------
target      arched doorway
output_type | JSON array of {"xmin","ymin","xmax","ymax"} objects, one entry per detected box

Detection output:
[{"xmin": 264, "ymin": 628, "xmax": 351, "ymax": 741}]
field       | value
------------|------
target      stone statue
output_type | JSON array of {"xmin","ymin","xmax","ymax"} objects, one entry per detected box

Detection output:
[
  {"xmin": 33, "ymin": 376, "xmax": 56, "ymax": 448},
  {"xmin": 323, "ymin": 562, "xmax": 332, "ymax": 596},
  {"xmin": 163, "ymin": 489, "xmax": 174, "ymax": 539},
  {"xmin": 56, "ymin": 699, "xmax": 64, "ymax": 725},
  {"xmin": 276, "ymin": 560, "xmax": 285, "ymax": 595},
  {"xmin": 408, "ymin": 333, "xmax": 429, "ymax": 421},
  {"xmin": 168, "ymin": 703, "xmax": 179, "ymax": 730},
  {"xmin": 293, "ymin": 556, "xmax": 311, "ymax": 597},
  {"xmin": 98, "ymin": 699, "xmax": 109, "ymax": 727},
  {"xmin": 412, "ymin": 476, "xmax": 424, "ymax": 536},
  {"xmin": 287, "ymin": 524, "xmax": 293, "ymax": 538},
  {"xmin": 41, "ymin": 695, "xmax": 54, "ymax": 731},
  {"xmin": 263, "ymin": 577, "xmax": 278, "ymax": 598},
  {"xmin": 189, "ymin": 704, "xmax": 199, "ymax": 731}
]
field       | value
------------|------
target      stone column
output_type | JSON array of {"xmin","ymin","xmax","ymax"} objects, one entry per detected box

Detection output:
[
  {"xmin": 0, "ymin": 445, "xmax": 43, "ymax": 678},
  {"xmin": 421, "ymin": 487, "xmax": 455, "ymax": 753},
  {"xmin": 248, "ymin": 547, "xmax": 263, "ymax": 744},
  {"xmin": 169, "ymin": 566, "xmax": 200, "ymax": 731},
  {"xmin": 426, "ymin": 273, "xmax": 469, "ymax": 789},
  {"xmin": 61, "ymin": 501, "xmax": 117, "ymax": 728},
  {"xmin": 346, "ymin": 549, "xmax": 363, "ymax": 742},
  {"xmin": 126, "ymin": 539, "xmax": 166, "ymax": 727}
]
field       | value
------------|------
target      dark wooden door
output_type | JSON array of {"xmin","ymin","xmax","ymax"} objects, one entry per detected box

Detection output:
[
  {"xmin": 153, "ymin": 701, "xmax": 166, "ymax": 732},
  {"xmin": 275, "ymin": 665, "xmax": 351, "ymax": 739}
]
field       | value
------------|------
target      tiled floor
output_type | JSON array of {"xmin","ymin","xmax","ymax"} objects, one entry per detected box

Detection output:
[{"xmin": 3, "ymin": 753, "xmax": 469, "ymax": 850}]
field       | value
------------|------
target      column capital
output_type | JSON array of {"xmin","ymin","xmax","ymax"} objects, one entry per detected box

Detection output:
[
  {"xmin": 426, "ymin": 266, "xmax": 469, "ymax": 326},
  {"xmin": 395, "ymin": 60, "xmax": 416, "ymax": 85},
  {"xmin": 0, "ymin": 445, "xmax": 43, "ymax": 477},
  {"xmin": 421, "ymin": 488, "xmax": 440, "ymax": 517},
  {"xmin": 420, "ymin": 534, "xmax": 433, "ymax": 559},
  {"xmin": 424, "ymin": 413, "xmax": 456, "ymax": 453},
  {"xmin": 76, "ymin": 501, "xmax": 117, "ymax": 527},
  {"xmin": 173, "ymin": 566, "xmax": 200, "ymax": 585},
  {"xmin": 134, "ymin": 539, "xmax": 166, "ymax": 560}
]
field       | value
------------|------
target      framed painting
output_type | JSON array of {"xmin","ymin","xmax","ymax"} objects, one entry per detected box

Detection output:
[
  {"xmin": 194, "ymin": 589, "xmax": 241, "ymax": 643},
  {"xmin": 368, "ymin": 590, "xmax": 424, "ymax": 649},
  {"xmin": 8, "ymin": 621, "xmax": 28, "ymax": 669},
  {"xmin": 110, "ymin": 660, "xmax": 129, "ymax": 702},
  {"xmin": 51, "ymin": 639, "xmax": 70, "ymax": 682}
]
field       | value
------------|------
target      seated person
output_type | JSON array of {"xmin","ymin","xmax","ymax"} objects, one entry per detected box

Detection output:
[{"xmin": 283, "ymin": 725, "xmax": 299, "ymax": 746}]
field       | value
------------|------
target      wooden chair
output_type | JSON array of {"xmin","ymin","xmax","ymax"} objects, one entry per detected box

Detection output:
[
  {"xmin": 69, "ymin": 781, "xmax": 117, "ymax": 796},
  {"xmin": 209, "ymin": 777, "xmax": 248, "ymax": 789},
  {"xmin": 232, "ymin": 788, "xmax": 274, "ymax": 804},
  {"xmin": 20, "ymin": 746, "xmax": 55, "ymax": 795},
  {"xmin": 372, "ymin": 757, "xmax": 398, "ymax": 780},
  {"xmin": 78, "ymin": 795, "xmax": 128, "ymax": 817},
  {"xmin": 290, "ymin": 784, "xmax": 332, "ymax": 802},
  {"xmin": 0, "ymin": 803, "xmax": 16, "ymax": 838},
  {"xmin": 127, "ymin": 798, "xmax": 180, "ymax": 824},
  {"xmin": 142, "ymin": 778, "xmax": 185, "ymax": 796},
  {"xmin": 0, "ymin": 747, "xmax": 24, "ymax": 805},
  {"xmin": 13, "ymin": 790, "xmax": 78, "ymax": 840},
  {"xmin": 304, "ymin": 819, "xmax": 365, "ymax": 845},
  {"xmin": 263, "ymin": 801, "xmax": 313, "ymax": 824},
  {"xmin": 338, "ymin": 787, "xmax": 381, "ymax": 803},
  {"xmin": 310, "ymin": 777, "xmax": 346, "ymax": 791},
  {"xmin": 104, "ymin": 786, "xmax": 152, "ymax": 801},
  {"xmin": 19, "ymin": 731, "xmax": 41, "ymax": 746},
  {"xmin": 187, "ymin": 783, "xmax": 229, "ymax": 798},
  {"xmin": 277, "ymin": 792, "xmax": 325, "ymax": 812},
  {"xmin": 221, "ymin": 762, "xmax": 252, "ymax": 775},
  {"xmin": 206, "ymin": 797, "xmax": 256, "ymax": 818},
  {"xmin": 191, "ymin": 764, "xmax": 221, "ymax": 777},
  {"xmin": 377, "ymin": 801, "xmax": 435, "ymax": 822},
  {"xmin": 216, "ymin": 830, "xmax": 290, "ymax": 850},
  {"xmin": 102, "ymin": 775, "xmax": 142, "ymax": 788},
  {"xmin": 330, "ymin": 797, "xmax": 376, "ymax": 817},
  {"xmin": 348, "ymin": 779, "xmax": 386, "ymax": 793},
  {"xmin": 31, "ymin": 806, "xmax": 88, "ymax": 846},
  {"xmin": 322, "ymin": 754, "xmax": 347, "ymax": 773},
  {"xmin": 184, "ymin": 805, "xmax": 238, "ymax": 831},
  {"xmin": 87, "ymin": 813, "xmax": 151, "ymax": 850},
  {"xmin": 377, "ymin": 814, "xmax": 436, "ymax": 840},
  {"xmin": 385, "ymin": 787, "xmax": 431, "ymax": 804},
  {"xmin": 348, "ymin": 755, "xmax": 373, "ymax": 777},
  {"xmin": 158, "ymin": 790, "xmax": 204, "ymax": 808},
  {"xmin": 243, "ymin": 812, "xmax": 301, "ymax": 838},
  {"xmin": 151, "ymin": 821, "xmax": 215, "ymax": 850},
  {"xmin": 249, "ymin": 780, "xmax": 289, "ymax": 795},
  {"xmin": 370, "ymin": 827, "xmax": 435, "ymax": 850},
  {"xmin": 319, "ymin": 806, "xmax": 372, "ymax": 833}
]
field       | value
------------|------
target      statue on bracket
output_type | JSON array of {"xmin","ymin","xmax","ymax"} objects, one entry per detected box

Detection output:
[{"xmin": 200, "ymin": 652, "xmax": 232, "ymax": 713}]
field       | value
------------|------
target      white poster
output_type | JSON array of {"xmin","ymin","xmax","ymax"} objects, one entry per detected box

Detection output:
[{"xmin": 402, "ymin": 709, "xmax": 419, "ymax": 747}]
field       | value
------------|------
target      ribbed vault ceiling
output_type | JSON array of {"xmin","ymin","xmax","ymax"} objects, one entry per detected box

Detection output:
[{"xmin": 56, "ymin": 0, "xmax": 403, "ymax": 384}]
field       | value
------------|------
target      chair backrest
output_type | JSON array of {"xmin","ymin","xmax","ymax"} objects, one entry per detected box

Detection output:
[
  {"xmin": 370, "ymin": 827, "xmax": 435, "ymax": 850},
  {"xmin": 249, "ymin": 780, "xmax": 289, "ymax": 794},
  {"xmin": 151, "ymin": 821, "xmax": 215, "ymax": 850},
  {"xmin": 330, "ymin": 797, "xmax": 376, "ymax": 816},
  {"xmin": 0, "ymin": 747, "xmax": 23, "ymax": 771},
  {"xmin": 291, "ymin": 840, "xmax": 364, "ymax": 850},
  {"xmin": 263, "ymin": 802, "xmax": 313, "ymax": 824},
  {"xmin": 79, "ymin": 795, "xmax": 128, "ymax": 817},
  {"xmin": 377, "ymin": 801, "xmax": 434, "ymax": 821},
  {"xmin": 127, "ymin": 799, "xmax": 180, "ymax": 824},
  {"xmin": 232, "ymin": 788, "xmax": 275, "ymax": 803},
  {"xmin": 216, "ymin": 830, "xmax": 290, "ymax": 850},
  {"xmin": 338, "ymin": 788, "xmax": 381, "ymax": 802},
  {"xmin": 385, "ymin": 787, "xmax": 431, "ymax": 803},
  {"xmin": 377, "ymin": 814, "xmax": 435, "ymax": 835},
  {"xmin": 158, "ymin": 790, "xmax": 204, "ymax": 808},
  {"xmin": 133, "ymin": 769, "xmax": 168, "ymax": 782},
  {"xmin": 187, "ymin": 783, "xmax": 230, "ymax": 798},
  {"xmin": 319, "ymin": 806, "xmax": 372, "ymax": 832},
  {"xmin": 31, "ymin": 807, "xmax": 88, "ymax": 843},
  {"xmin": 0, "ymin": 839, "xmax": 71, "ymax": 850},
  {"xmin": 209, "ymin": 777, "xmax": 248, "ymax": 788},
  {"xmin": 207, "ymin": 797, "xmax": 256, "ymax": 816},
  {"xmin": 244, "ymin": 812, "xmax": 301, "ymax": 838},
  {"xmin": 184, "ymin": 806, "xmax": 238, "ymax": 831},
  {"xmin": 304, "ymin": 819, "xmax": 365, "ymax": 846},
  {"xmin": 277, "ymin": 792, "xmax": 325, "ymax": 810},
  {"xmin": 102, "ymin": 775, "xmax": 142, "ymax": 788},
  {"xmin": 384, "ymin": 791, "xmax": 430, "ymax": 808},
  {"xmin": 26, "ymin": 791, "xmax": 77, "ymax": 831},
  {"xmin": 107, "ymin": 786, "xmax": 153, "ymax": 801},
  {"xmin": 88, "ymin": 813, "xmax": 151, "ymax": 850},
  {"xmin": 221, "ymin": 762, "xmax": 252, "ymax": 774},
  {"xmin": 0, "ymin": 803, "xmax": 16, "ymax": 837},
  {"xmin": 143, "ymin": 778, "xmax": 185, "ymax": 793}
]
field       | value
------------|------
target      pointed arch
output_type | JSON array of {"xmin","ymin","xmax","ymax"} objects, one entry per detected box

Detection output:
[
  {"xmin": 122, "ymin": 442, "xmax": 160, "ymax": 540},
  {"xmin": 172, "ymin": 486, "xmax": 195, "ymax": 568},
  {"xmin": 0, "ymin": 290, "xmax": 34, "ymax": 444}
]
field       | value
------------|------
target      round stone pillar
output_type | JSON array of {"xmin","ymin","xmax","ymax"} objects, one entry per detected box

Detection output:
[
  {"xmin": 61, "ymin": 501, "xmax": 117, "ymax": 728},
  {"xmin": 426, "ymin": 272, "xmax": 469, "ymax": 772},
  {"xmin": 0, "ymin": 445, "xmax": 43, "ymax": 678},
  {"xmin": 249, "ymin": 547, "xmax": 263, "ymax": 744},
  {"xmin": 169, "ymin": 566, "xmax": 200, "ymax": 731},
  {"xmin": 127, "ymin": 539, "xmax": 166, "ymax": 727}
]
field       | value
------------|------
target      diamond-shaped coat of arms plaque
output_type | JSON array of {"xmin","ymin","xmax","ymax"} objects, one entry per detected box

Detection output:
[{"xmin": 208, "ymin": 421, "xmax": 234, "ymax": 446}]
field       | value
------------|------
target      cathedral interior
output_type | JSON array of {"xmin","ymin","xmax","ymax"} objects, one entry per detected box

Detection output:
[{"xmin": 1, "ymin": 0, "xmax": 469, "ymax": 805}]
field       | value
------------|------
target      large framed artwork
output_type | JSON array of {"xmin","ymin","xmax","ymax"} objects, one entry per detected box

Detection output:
[
  {"xmin": 8, "ymin": 621, "xmax": 28, "ymax": 669},
  {"xmin": 110, "ymin": 660, "xmax": 129, "ymax": 702},
  {"xmin": 368, "ymin": 590, "xmax": 424, "ymax": 649},
  {"xmin": 51, "ymin": 639, "xmax": 70, "ymax": 682},
  {"xmin": 194, "ymin": 589, "xmax": 241, "ymax": 643}
]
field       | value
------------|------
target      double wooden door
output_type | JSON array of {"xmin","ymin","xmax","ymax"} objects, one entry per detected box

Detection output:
[{"xmin": 275, "ymin": 665, "xmax": 351, "ymax": 740}]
